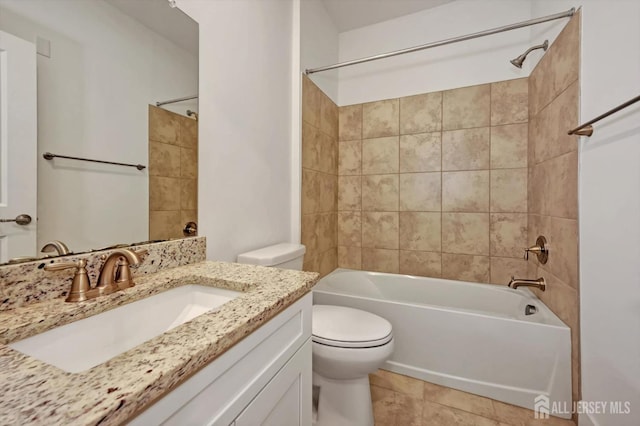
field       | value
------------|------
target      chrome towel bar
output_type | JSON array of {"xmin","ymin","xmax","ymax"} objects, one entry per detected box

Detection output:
[{"xmin": 43, "ymin": 152, "xmax": 146, "ymax": 170}]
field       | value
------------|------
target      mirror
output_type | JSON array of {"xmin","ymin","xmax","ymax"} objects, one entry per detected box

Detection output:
[{"xmin": 0, "ymin": 0, "xmax": 198, "ymax": 265}]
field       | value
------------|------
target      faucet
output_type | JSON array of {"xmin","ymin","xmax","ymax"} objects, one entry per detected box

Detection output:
[
  {"xmin": 96, "ymin": 249, "xmax": 144, "ymax": 294},
  {"xmin": 41, "ymin": 240, "xmax": 71, "ymax": 256},
  {"xmin": 508, "ymin": 276, "xmax": 546, "ymax": 291}
]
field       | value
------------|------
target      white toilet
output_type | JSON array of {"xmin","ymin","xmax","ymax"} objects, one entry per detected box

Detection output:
[{"xmin": 237, "ymin": 243, "xmax": 394, "ymax": 426}]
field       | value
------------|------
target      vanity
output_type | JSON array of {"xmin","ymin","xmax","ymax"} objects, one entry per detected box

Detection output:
[{"xmin": 0, "ymin": 238, "xmax": 318, "ymax": 425}]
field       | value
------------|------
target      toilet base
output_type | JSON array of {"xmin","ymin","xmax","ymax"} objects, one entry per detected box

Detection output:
[{"xmin": 313, "ymin": 371, "xmax": 374, "ymax": 426}]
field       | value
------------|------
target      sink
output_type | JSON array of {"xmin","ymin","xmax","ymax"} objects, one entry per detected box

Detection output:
[{"xmin": 9, "ymin": 285, "xmax": 241, "ymax": 373}]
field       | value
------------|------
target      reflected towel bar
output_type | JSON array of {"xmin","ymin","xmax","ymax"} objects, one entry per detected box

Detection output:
[
  {"xmin": 43, "ymin": 152, "xmax": 146, "ymax": 171},
  {"xmin": 568, "ymin": 94, "xmax": 640, "ymax": 137}
]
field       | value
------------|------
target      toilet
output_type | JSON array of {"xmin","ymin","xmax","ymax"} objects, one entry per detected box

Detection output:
[{"xmin": 237, "ymin": 243, "xmax": 394, "ymax": 426}]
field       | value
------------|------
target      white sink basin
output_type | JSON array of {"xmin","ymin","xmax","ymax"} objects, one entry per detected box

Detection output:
[{"xmin": 9, "ymin": 285, "xmax": 241, "ymax": 373}]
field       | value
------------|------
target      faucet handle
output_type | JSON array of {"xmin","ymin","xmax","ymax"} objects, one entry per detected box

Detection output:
[
  {"xmin": 523, "ymin": 235, "xmax": 548, "ymax": 264},
  {"xmin": 45, "ymin": 259, "xmax": 92, "ymax": 302}
]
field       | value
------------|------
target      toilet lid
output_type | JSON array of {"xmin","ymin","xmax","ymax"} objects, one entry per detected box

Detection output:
[{"xmin": 312, "ymin": 305, "xmax": 393, "ymax": 348}]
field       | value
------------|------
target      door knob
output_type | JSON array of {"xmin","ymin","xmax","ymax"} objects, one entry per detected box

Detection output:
[{"xmin": 0, "ymin": 214, "xmax": 32, "ymax": 225}]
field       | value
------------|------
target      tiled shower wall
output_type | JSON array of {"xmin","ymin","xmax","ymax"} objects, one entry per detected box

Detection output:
[
  {"xmin": 301, "ymin": 76, "xmax": 338, "ymax": 277},
  {"xmin": 336, "ymin": 79, "xmax": 529, "ymax": 284},
  {"xmin": 148, "ymin": 105, "xmax": 198, "ymax": 240},
  {"xmin": 527, "ymin": 12, "xmax": 581, "ymax": 404}
]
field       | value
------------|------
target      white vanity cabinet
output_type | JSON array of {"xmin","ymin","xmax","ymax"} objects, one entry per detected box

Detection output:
[{"xmin": 129, "ymin": 293, "xmax": 312, "ymax": 426}]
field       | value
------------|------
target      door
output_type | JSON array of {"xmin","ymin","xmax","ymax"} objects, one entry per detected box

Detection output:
[{"xmin": 0, "ymin": 30, "xmax": 37, "ymax": 263}]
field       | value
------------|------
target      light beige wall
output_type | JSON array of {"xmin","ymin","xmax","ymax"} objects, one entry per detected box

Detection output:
[
  {"xmin": 148, "ymin": 106, "xmax": 198, "ymax": 240},
  {"xmin": 301, "ymin": 76, "xmax": 338, "ymax": 277},
  {"xmin": 336, "ymin": 79, "xmax": 530, "ymax": 284},
  {"xmin": 527, "ymin": 12, "xmax": 581, "ymax": 404}
]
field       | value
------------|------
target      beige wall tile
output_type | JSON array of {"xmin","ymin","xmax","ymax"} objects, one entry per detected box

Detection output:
[
  {"xmin": 339, "ymin": 104, "xmax": 362, "ymax": 141},
  {"xmin": 338, "ymin": 139, "xmax": 361, "ymax": 175},
  {"xmin": 318, "ymin": 132, "xmax": 338, "ymax": 175},
  {"xmin": 362, "ymin": 136, "xmax": 399, "ymax": 174},
  {"xmin": 362, "ymin": 174, "xmax": 399, "ymax": 211},
  {"xmin": 149, "ymin": 210, "xmax": 182, "ymax": 240},
  {"xmin": 550, "ymin": 10, "xmax": 580, "ymax": 96},
  {"xmin": 302, "ymin": 75, "xmax": 321, "ymax": 127},
  {"xmin": 302, "ymin": 253, "xmax": 320, "ymax": 274},
  {"xmin": 149, "ymin": 176, "xmax": 181, "ymax": 211},
  {"xmin": 149, "ymin": 105, "xmax": 180, "ymax": 145},
  {"xmin": 318, "ymin": 247, "xmax": 338, "ymax": 278},
  {"xmin": 529, "ymin": 47, "xmax": 554, "ymax": 117},
  {"xmin": 302, "ymin": 121, "xmax": 320, "ymax": 171},
  {"xmin": 442, "ymin": 128, "xmax": 490, "ymax": 171},
  {"xmin": 399, "ymin": 250, "xmax": 441, "ymax": 277},
  {"xmin": 180, "ymin": 210, "xmax": 197, "ymax": 227},
  {"xmin": 399, "ymin": 212, "xmax": 441, "ymax": 251},
  {"xmin": 319, "ymin": 173, "xmax": 338, "ymax": 213},
  {"xmin": 180, "ymin": 116, "xmax": 198, "ymax": 149},
  {"xmin": 400, "ymin": 133, "xmax": 442, "ymax": 172},
  {"xmin": 320, "ymin": 92, "xmax": 338, "ymax": 139},
  {"xmin": 180, "ymin": 148, "xmax": 197, "ymax": 179},
  {"xmin": 442, "ymin": 171, "xmax": 489, "ymax": 212},
  {"xmin": 528, "ymin": 164, "xmax": 548, "ymax": 216},
  {"xmin": 442, "ymin": 213, "xmax": 489, "ymax": 255},
  {"xmin": 338, "ymin": 211, "xmax": 361, "ymax": 247},
  {"xmin": 490, "ymin": 124, "xmax": 528, "ymax": 169},
  {"xmin": 363, "ymin": 99, "xmax": 399, "ymax": 138},
  {"xmin": 181, "ymin": 178, "xmax": 197, "ymax": 210},
  {"xmin": 442, "ymin": 84, "xmax": 490, "ymax": 130},
  {"xmin": 399, "ymin": 92, "xmax": 442, "ymax": 134},
  {"xmin": 317, "ymin": 213, "xmax": 337, "ymax": 252},
  {"xmin": 399, "ymin": 172, "xmax": 441, "ymax": 211},
  {"xmin": 548, "ymin": 217, "xmax": 579, "ymax": 289},
  {"xmin": 301, "ymin": 214, "xmax": 319, "ymax": 260},
  {"xmin": 490, "ymin": 168, "xmax": 527, "ymax": 213},
  {"xmin": 546, "ymin": 151, "xmax": 578, "ymax": 219},
  {"xmin": 532, "ymin": 82, "xmax": 579, "ymax": 165},
  {"xmin": 490, "ymin": 257, "xmax": 528, "ymax": 285},
  {"xmin": 362, "ymin": 212, "xmax": 399, "ymax": 249},
  {"xmin": 489, "ymin": 213, "xmax": 528, "ymax": 257},
  {"xmin": 490, "ymin": 78, "xmax": 528, "ymax": 126},
  {"xmin": 302, "ymin": 168, "xmax": 320, "ymax": 214},
  {"xmin": 338, "ymin": 246, "xmax": 362, "ymax": 269},
  {"xmin": 362, "ymin": 248, "xmax": 399, "ymax": 273},
  {"xmin": 442, "ymin": 253, "xmax": 490, "ymax": 283},
  {"xmin": 338, "ymin": 175, "xmax": 361, "ymax": 211},
  {"xmin": 149, "ymin": 141, "xmax": 181, "ymax": 177}
]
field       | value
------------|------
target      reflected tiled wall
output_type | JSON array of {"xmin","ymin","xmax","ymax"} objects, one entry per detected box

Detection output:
[
  {"xmin": 527, "ymin": 12, "xmax": 581, "ymax": 405},
  {"xmin": 301, "ymin": 76, "xmax": 338, "ymax": 277},
  {"xmin": 337, "ymin": 79, "xmax": 529, "ymax": 284},
  {"xmin": 148, "ymin": 106, "xmax": 198, "ymax": 240}
]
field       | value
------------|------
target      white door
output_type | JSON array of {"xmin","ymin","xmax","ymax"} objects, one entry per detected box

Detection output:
[{"xmin": 0, "ymin": 31, "xmax": 37, "ymax": 263}]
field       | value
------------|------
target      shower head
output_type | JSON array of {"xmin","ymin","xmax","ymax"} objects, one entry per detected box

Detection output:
[{"xmin": 510, "ymin": 39, "xmax": 549, "ymax": 69}]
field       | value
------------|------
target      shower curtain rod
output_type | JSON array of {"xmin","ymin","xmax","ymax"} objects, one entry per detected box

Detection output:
[
  {"xmin": 156, "ymin": 95, "xmax": 198, "ymax": 107},
  {"xmin": 305, "ymin": 7, "xmax": 575, "ymax": 75}
]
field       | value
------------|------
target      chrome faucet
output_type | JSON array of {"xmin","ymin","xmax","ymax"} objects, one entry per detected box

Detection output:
[
  {"xmin": 508, "ymin": 276, "xmax": 546, "ymax": 291},
  {"xmin": 41, "ymin": 240, "xmax": 71, "ymax": 256},
  {"xmin": 96, "ymin": 249, "xmax": 144, "ymax": 294}
]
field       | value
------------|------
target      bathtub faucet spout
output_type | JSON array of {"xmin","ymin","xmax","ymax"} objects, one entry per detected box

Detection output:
[{"xmin": 508, "ymin": 276, "xmax": 546, "ymax": 291}]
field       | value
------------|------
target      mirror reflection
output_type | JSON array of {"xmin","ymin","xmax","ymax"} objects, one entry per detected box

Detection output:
[{"xmin": 0, "ymin": 0, "xmax": 199, "ymax": 265}]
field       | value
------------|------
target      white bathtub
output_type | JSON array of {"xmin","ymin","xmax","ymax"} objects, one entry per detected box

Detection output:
[{"xmin": 313, "ymin": 268, "xmax": 572, "ymax": 418}]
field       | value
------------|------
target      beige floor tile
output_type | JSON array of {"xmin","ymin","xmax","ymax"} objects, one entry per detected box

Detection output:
[
  {"xmin": 423, "ymin": 400, "xmax": 500, "ymax": 426},
  {"xmin": 423, "ymin": 381, "xmax": 495, "ymax": 418},
  {"xmin": 370, "ymin": 370, "xmax": 424, "ymax": 400}
]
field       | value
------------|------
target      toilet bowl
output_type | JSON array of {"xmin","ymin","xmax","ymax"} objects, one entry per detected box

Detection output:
[
  {"xmin": 236, "ymin": 244, "xmax": 394, "ymax": 426},
  {"xmin": 312, "ymin": 305, "xmax": 394, "ymax": 426}
]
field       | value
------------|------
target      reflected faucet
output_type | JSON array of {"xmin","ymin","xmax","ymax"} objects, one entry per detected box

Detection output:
[
  {"xmin": 41, "ymin": 240, "xmax": 71, "ymax": 256},
  {"xmin": 508, "ymin": 276, "xmax": 546, "ymax": 291}
]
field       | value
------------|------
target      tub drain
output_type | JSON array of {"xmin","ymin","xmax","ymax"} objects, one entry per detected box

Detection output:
[{"xmin": 525, "ymin": 304, "xmax": 538, "ymax": 315}]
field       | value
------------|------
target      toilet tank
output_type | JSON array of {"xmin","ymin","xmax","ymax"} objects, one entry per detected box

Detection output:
[{"xmin": 236, "ymin": 243, "xmax": 306, "ymax": 270}]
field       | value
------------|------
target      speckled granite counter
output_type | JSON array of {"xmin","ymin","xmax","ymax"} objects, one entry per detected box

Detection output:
[{"xmin": 0, "ymin": 261, "xmax": 318, "ymax": 425}]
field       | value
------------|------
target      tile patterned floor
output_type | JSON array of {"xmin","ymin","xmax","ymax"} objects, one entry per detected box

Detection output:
[{"xmin": 369, "ymin": 370, "xmax": 576, "ymax": 426}]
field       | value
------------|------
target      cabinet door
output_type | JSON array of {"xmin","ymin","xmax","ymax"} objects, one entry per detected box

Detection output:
[{"xmin": 235, "ymin": 340, "xmax": 311, "ymax": 426}]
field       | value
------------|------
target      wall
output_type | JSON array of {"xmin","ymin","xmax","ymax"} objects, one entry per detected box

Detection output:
[
  {"xmin": 300, "ymin": 0, "xmax": 339, "ymax": 102},
  {"xmin": 336, "ymin": 78, "xmax": 529, "ymax": 283},
  {"xmin": 176, "ymin": 0, "xmax": 294, "ymax": 262},
  {"xmin": 300, "ymin": 77, "xmax": 338, "ymax": 277},
  {"xmin": 337, "ymin": 0, "xmax": 533, "ymax": 106},
  {"xmin": 0, "ymin": 0, "xmax": 198, "ymax": 253},
  {"xmin": 148, "ymin": 106, "xmax": 198, "ymax": 240},
  {"xmin": 525, "ymin": 11, "xmax": 581, "ymax": 409}
]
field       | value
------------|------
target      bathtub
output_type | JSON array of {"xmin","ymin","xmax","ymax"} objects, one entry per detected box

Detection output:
[{"xmin": 313, "ymin": 268, "xmax": 572, "ymax": 418}]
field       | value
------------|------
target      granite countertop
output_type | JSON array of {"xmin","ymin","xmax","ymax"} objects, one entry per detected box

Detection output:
[{"xmin": 0, "ymin": 261, "xmax": 319, "ymax": 425}]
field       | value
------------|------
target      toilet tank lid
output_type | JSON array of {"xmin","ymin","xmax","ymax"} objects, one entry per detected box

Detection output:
[{"xmin": 237, "ymin": 243, "xmax": 306, "ymax": 266}]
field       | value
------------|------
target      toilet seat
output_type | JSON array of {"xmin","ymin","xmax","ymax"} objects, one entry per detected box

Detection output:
[{"xmin": 312, "ymin": 305, "xmax": 393, "ymax": 348}]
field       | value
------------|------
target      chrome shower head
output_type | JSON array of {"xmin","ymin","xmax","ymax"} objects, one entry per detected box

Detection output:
[{"xmin": 510, "ymin": 39, "xmax": 549, "ymax": 69}]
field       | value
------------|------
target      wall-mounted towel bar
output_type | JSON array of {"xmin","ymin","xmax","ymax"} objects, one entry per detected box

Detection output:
[
  {"xmin": 43, "ymin": 152, "xmax": 146, "ymax": 170},
  {"xmin": 568, "ymin": 94, "xmax": 640, "ymax": 137}
]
